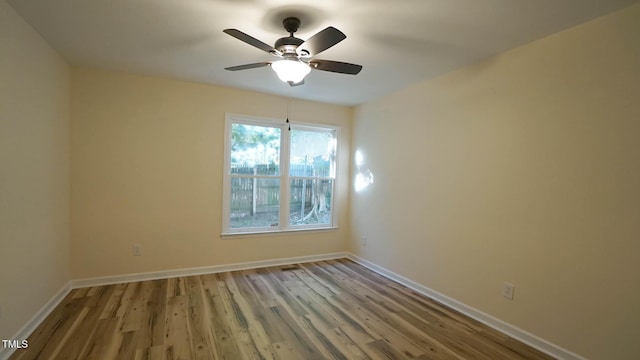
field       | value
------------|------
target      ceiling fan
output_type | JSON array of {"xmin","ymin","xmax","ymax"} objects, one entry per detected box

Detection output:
[{"xmin": 223, "ymin": 17, "xmax": 363, "ymax": 86}]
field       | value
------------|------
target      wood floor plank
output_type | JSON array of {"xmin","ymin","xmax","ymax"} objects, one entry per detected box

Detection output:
[
  {"xmin": 326, "ymin": 263, "xmax": 495, "ymax": 359},
  {"xmin": 283, "ymin": 270, "xmax": 381, "ymax": 346},
  {"xmin": 15, "ymin": 296, "xmax": 86, "ymax": 359},
  {"xmin": 135, "ymin": 345, "xmax": 167, "ymax": 360},
  {"xmin": 328, "ymin": 295, "xmax": 425, "ymax": 359},
  {"xmin": 258, "ymin": 267, "xmax": 309, "ymax": 317},
  {"xmin": 199, "ymin": 273, "xmax": 244, "ymax": 359},
  {"xmin": 184, "ymin": 276, "xmax": 216, "ymax": 360},
  {"xmin": 336, "ymin": 260, "xmax": 486, "ymax": 332},
  {"xmin": 363, "ymin": 339, "xmax": 411, "ymax": 360},
  {"xmin": 240, "ymin": 269, "xmax": 281, "ymax": 308},
  {"xmin": 228, "ymin": 270, "xmax": 286, "ymax": 345},
  {"xmin": 8, "ymin": 259, "xmax": 556, "ymax": 360},
  {"xmin": 298, "ymin": 314, "xmax": 348, "ymax": 359},
  {"xmin": 286, "ymin": 266, "xmax": 382, "ymax": 346},
  {"xmin": 333, "ymin": 260, "xmax": 554, "ymax": 360},
  {"xmin": 271, "ymin": 340, "xmax": 304, "ymax": 359},
  {"xmin": 9, "ymin": 292, "xmax": 72, "ymax": 359},
  {"xmin": 215, "ymin": 273, "xmax": 270, "ymax": 360},
  {"xmin": 99, "ymin": 283, "xmax": 128, "ymax": 320},
  {"xmin": 290, "ymin": 266, "xmax": 339, "ymax": 298},
  {"xmin": 55, "ymin": 285, "xmax": 119, "ymax": 359},
  {"xmin": 362, "ymin": 301, "xmax": 466, "ymax": 360},
  {"xmin": 301, "ymin": 262, "xmax": 369, "ymax": 304},
  {"xmin": 116, "ymin": 282, "xmax": 142, "ymax": 320},
  {"xmin": 82, "ymin": 317, "xmax": 123, "ymax": 359},
  {"xmin": 115, "ymin": 330, "xmax": 138, "ymax": 360},
  {"xmin": 72, "ymin": 286, "xmax": 90, "ymax": 299},
  {"xmin": 290, "ymin": 281, "xmax": 379, "ymax": 346},
  {"xmin": 167, "ymin": 276, "xmax": 186, "ymax": 297},
  {"xmin": 120, "ymin": 281, "xmax": 152, "ymax": 333},
  {"xmin": 39, "ymin": 300, "xmax": 91, "ymax": 359},
  {"xmin": 218, "ymin": 272, "xmax": 278, "ymax": 359},
  {"xmin": 134, "ymin": 279, "xmax": 168, "ymax": 351},
  {"xmin": 323, "ymin": 327, "xmax": 372, "ymax": 360},
  {"xmin": 164, "ymin": 295, "xmax": 194, "ymax": 360},
  {"xmin": 269, "ymin": 305, "xmax": 326, "ymax": 360}
]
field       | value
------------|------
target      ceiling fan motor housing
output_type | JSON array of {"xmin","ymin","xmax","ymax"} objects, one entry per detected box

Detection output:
[
  {"xmin": 275, "ymin": 36, "xmax": 303, "ymax": 53},
  {"xmin": 275, "ymin": 17, "xmax": 306, "ymax": 55}
]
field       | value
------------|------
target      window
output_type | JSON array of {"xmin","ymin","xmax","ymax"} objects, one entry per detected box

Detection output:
[{"xmin": 223, "ymin": 113, "xmax": 338, "ymax": 234}]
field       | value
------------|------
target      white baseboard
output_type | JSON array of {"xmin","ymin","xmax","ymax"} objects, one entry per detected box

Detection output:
[
  {"xmin": 346, "ymin": 253, "xmax": 586, "ymax": 360},
  {"xmin": 72, "ymin": 252, "xmax": 348, "ymax": 288},
  {"xmin": 0, "ymin": 282, "xmax": 72, "ymax": 360}
]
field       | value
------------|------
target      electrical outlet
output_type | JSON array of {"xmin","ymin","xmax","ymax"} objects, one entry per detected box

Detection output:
[
  {"xmin": 133, "ymin": 243, "xmax": 142, "ymax": 256},
  {"xmin": 361, "ymin": 236, "xmax": 367, "ymax": 246},
  {"xmin": 503, "ymin": 282, "xmax": 515, "ymax": 300}
]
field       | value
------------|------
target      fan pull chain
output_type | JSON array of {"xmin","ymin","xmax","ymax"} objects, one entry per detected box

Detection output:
[{"xmin": 286, "ymin": 100, "xmax": 291, "ymax": 131}]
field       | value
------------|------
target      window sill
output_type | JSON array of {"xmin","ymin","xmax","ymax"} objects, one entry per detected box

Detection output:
[{"xmin": 221, "ymin": 227, "xmax": 339, "ymax": 240}]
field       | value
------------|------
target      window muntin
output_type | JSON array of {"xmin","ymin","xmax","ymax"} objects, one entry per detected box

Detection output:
[{"xmin": 223, "ymin": 114, "xmax": 337, "ymax": 234}]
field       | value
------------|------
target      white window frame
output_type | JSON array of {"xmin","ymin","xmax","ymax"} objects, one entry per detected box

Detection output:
[{"xmin": 222, "ymin": 113, "xmax": 338, "ymax": 235}]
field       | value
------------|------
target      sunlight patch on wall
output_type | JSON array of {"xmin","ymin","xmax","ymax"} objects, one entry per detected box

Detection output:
[{"xmin": 354, "ymin": 149, "xmax": 374, "ymax": 192}]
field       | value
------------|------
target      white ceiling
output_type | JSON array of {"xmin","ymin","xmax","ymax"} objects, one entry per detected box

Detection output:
[{"xmin": 8, "ymin": 0, "xmax": 639, "ymax": 106}]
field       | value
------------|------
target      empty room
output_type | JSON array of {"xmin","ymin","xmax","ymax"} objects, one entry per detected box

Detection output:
[{"xmin": 1, "ymin": 0, "xmax": 639, "ymax": 359}]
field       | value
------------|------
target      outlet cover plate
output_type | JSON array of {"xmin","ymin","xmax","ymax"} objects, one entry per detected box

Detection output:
[{"xmin": 503, "ymin": 282, "xmax": 515, "ymax": 300}]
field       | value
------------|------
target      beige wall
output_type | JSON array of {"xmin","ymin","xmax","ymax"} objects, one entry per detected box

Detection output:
[
  {"xmin": 350, "ymin": 4, "xmax": 640, "ymax": 360},
  {"xmin": 0, "ymin": 1, "xmax": 71, "ymax": 341},
  {"xmin": 70, "ymin": 68, "xmax": 351, "ymax": 279}
]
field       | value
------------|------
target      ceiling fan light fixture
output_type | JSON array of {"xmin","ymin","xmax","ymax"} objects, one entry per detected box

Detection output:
[{"xmin": 271, "ymin": 59, "xmax": 311, "ymax": 84}]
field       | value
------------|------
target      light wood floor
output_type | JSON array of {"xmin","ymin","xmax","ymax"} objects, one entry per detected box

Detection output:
[{"xmin": 10, "ymin": 259, "xmax": 554, "ymax": 360}]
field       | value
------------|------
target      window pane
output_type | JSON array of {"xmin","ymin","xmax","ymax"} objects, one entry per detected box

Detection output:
[
  {"xmin": 289, "ymin": 129, "xmax": 335, "ymax": 178},
  {"xmin": 231, "ymin": 123, "xmax": 280, "ymax": 175},
  {"xmin": 289, "ymin": 179, "xmax": 333, "ymax": 226},
  {"xmin": 230, "ymin": 178, "xmax": 280, "ymax": 229}
]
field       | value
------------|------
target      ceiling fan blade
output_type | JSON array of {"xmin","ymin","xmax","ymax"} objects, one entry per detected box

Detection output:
[
  {"xmin": 310, "ymin": 60, "xmax": 363, "ymax": 75},
  {"xmin": 296, "ymin": 27, "xmax": 346, "ymax": 57},
  {"xmin": 223, "ymin": 29, "xmax": 278, "ymax": 54},
  {"xmin": 225, "ymin": 62, "xmax": 271, "ymax": 71},
  {"xmin": 288, "ymin": 79, "xmax": 305, "ymax": 87}
]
